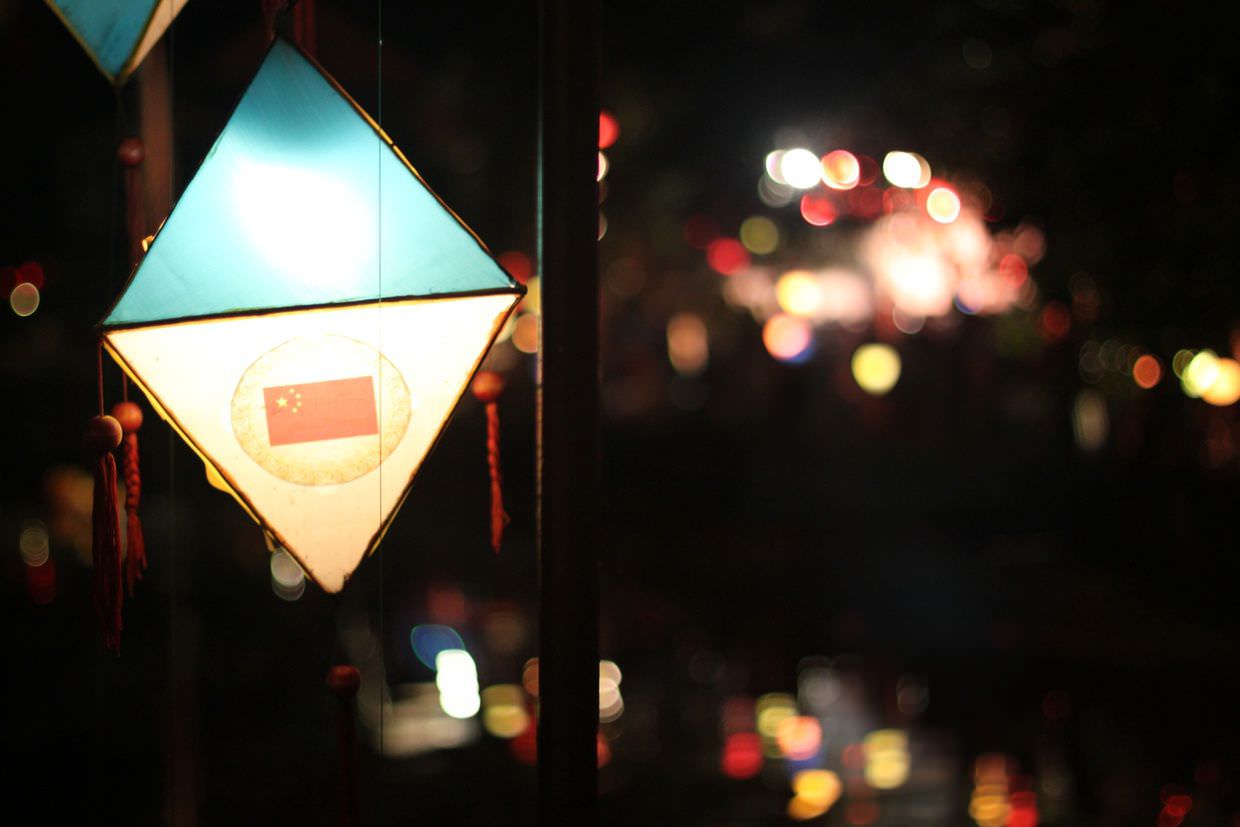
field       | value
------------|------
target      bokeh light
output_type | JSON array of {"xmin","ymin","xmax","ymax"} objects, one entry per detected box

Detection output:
[
  {"xmin": 411, "ymin": 624, "xmax": 466, "ymax": 669},
  {"xmin": 706, "ymin": 238, "xmax": 751, "ymax": 276},
  {"xmin": 598, "ymin": 110, "xmax": 619, "ymax": 149},
  {"xmin": 481, "ymin": 684, "xmax": 530, "ymax": 739},
  {"xmin": 512, "ymin": 313, "xmax": 539, "ymax": 354},
  {"xmin": 883, "ymin": 151, "xmax": 931, "ymax": 188},
  {"xmin": 1201, "ymin": 357, "xmax": 1240, "ymax": 406},
  {"xmin": 925, "ymin": 186, "xmax": 961, "ymax": 223},
  {"xmin": 851, "ymin": 343, "xmax": 901, "ymax": 395},
  {"xmin": 435, "ymin": 649, "xmax": 481, "ymax": 719},
  {"xmin": 775, "ymin": 715, "xmax": 822, "ymax": 760},
  {"xmin": 775, "ymin": 270, "xmax": 824, "ymax": 317},
  {"xmin": 722, "ymin": 732, "xmax": 763, "ymax": 779},
  {"xmin": 597, "ymin": 151, "xmax": 609, "ymax": 181},
  {"xmin": 862, "ymin": 729, "xmax": 910, "ymax": 789},
  {"xmin": 780, "ymin": 148, "xmax": 825, "ymax": 189},
  {"xmin": 799, "ymin": 192, "xmax": 837, "ymax": 227},
  {"xmin": 1132, "ymin": 354, "xmax": 1163, "ymax": 389},
  {"xmin": 19, "ymin": 520, "xmax": 50, "ymax": 568},
  {"xmin": 270, "ymin": 549, "xmax": 305, "ymax": 601},
  {"xmin": 10, "ymin": 281, "xmax": 39, "ymax": 316},
  {"xmin": 739, "ymin": 215, "xmax": 780, "ymax": 255},
  {"xmin": 821, "ymin": 150, "xmax": 860, "ymax": 190},
  {"xmin": 762, "ymin": 314, "xmax": 813, "ymax": 362},
  {"xmin": 1181, "ymin": 350, "xmax": 1220, "ymax": 398},
  {"xmin": 666, "ymin": 313, "xmax": 709, "ymax": 375}
]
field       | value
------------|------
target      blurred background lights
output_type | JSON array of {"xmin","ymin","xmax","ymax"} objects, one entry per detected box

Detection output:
[
  {"xmin": 739, "ymin": 215, "xmax": 779, "ymax": 255},
  {"xmin": 269, "ymin": 549, "xmax": 305, "ymax": 601},
  {"xmin": 774, "ymin": 715, "xmax": 821, "ymax": 761},
  {"xmin": 435, "ymin": 649, "xmax": 481, "ymax": 719},
  {"xmin": 851, "ymin": 343, "xmax": 901, "ymax": 395},
  {"xmin": 706, "ymin": 237, "xmax": 750, "ymax": 276},
  {"xmin": 1072, "ymin": 389, "xmax": 1109, "ymax": 452},
  {"xmin": 481, "ymin": 684, "xmax": 529, "ymax": 739},
  {"xmin": 925, "ymin": 186, "xmax": 961, "ymax": 223},
  {"xmin": 799, "ymin": 192, "xmax": 837, "ymax": 227},
  {"xmin": 599, "ymin": 659, "xmax": 624, "ymax": 722},
  {"xmin": 10, "ymin": 281, "xmax": 40, "ymax": 316},
  {"xmin": 597, "ymin": 151, "xmax": 609, "ymax": 182},
  {"xmin": 1201, "ymin": 357, "xmax": 1240, "ymax": 406},
  {"xmin": 764, "ymin": 150, "xmax": 788, "ymax": 184},
  {"xmin": 598, "ymin": 109, "xmax": 619, "ymax": 149},
  {"xmin": 411, "ymin": 624, "xmax": 466, "ymax": 669},
  {"xmin": 1132, "ymin": 353, "xmax": 1163, "ymax": 389},
  {"xmin": 788, "ymin": 769, "xmax": 842, "ymax": 820},
  {"xmin": 775, "ymin": 270, "xmax": 824, "ymax": 317},
  {"xmin": 862, "ymin": 729, "xmax": 910, "ymax": 789},
  {"xmin": 779, "ymin": 148, "xmax": 824, "ymax": 189},
  {"xmin": 511, "ymin": 313, "xmax": 539, "ymax": 354},
  {"xmin": 821, "ymin": 149, "xmax": 860, "ymax": 190},
  {"xmin": 666, "ymin": 313, "xmax": 709, "ymax": 375},
  {"xmin": 1181, "ymin": 350, "xmax": 1220, "ymax": 398},
  {"xmin": 19, "ymin": 520, "xmax": 50, "ymax": 568},
  {"xmin": 763, "ymin": 314, "xmax": 814, "ymax": 362},
  {"xmin": 721, "ymin": 732, "xmax": 763, "ymax": 779},
  {"xmin": 882, "ymin": 151, "xmax": 931, "ymax": 188}
]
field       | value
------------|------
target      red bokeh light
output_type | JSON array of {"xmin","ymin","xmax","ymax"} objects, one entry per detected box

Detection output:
[
  {"xmin": 1039, "ymin": 302, "xmax": 1071, "ymax": 342},
  {"xmin": 706, "ymin": 238, "xmax": 750, "ymax": 276},
  {"xmin": 848, "ymin": 187, "xmax": 884, "ymax": 219},
  {"xmin": 857, "ymin": 155, "xmax": 879, "ymax": 186},
  {"xmin": 598, "ymin": 110, "xmax": 619, "ymax": 149},
  {"xmin": 498, "ymin": 250, "xmax": 533, "ymax": 284},
  {"xmin": 721, "ymin": 732, "xmax": 762, "ymax": 779},
  {"xmin": 999, "ymin": 253, "xmax": 1029, "ymax": 287},
  {"xmin": 800, "ymin": 192, "xmax": 837, "ymax": 227},
  {"xmin": 1133, "ymin": 354, "xmax": 1163, "ymax": 389}
]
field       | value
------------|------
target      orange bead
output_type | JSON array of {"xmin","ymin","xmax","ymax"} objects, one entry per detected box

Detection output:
[
  {"xmin": 471, "ymin": 370, "xmax": 505, "ymax": 403},
  {"xmin": 111, "ymin": 401, "xmax": 144, "ymax": 434},
  {"xmin": 326, "ymin": 665, "xmax": 361, "ymax": 697}
]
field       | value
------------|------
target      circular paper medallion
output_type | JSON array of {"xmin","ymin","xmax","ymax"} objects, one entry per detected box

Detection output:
[{"xmin": 231, "ymin": 335, "xmax": 411, "ymax": 486}]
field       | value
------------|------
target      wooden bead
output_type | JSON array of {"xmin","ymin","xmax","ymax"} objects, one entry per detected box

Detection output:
[
  {"xmin": 84, "ymin": 415, "xmax": 123, "ymax": 454},
  {"xmin": 471, "ymin": 370, "xmax": 505, "ymax": 403},
  {"xmin": 326, "ymin": 665, "xmax": 361, "ymax": 698},
  {"xmin": 117, "ymin": 137, "xmax": 145, "ymax": 167},
  {"xmin": 111, "ymin": 401, "xmax": 144, "ymax": 434}
]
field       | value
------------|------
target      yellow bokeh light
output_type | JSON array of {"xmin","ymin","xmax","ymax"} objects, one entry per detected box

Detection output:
[
  {"xmin": 1182, "ymin": 350, "xmax": 1220, "ymax": 398},
  {"xmin": 10, "ymin": 282, "xmax": 40, "ymax": 316},
  {"xmin": 1202, "ymin": 357, "xmax": 1240, "ymax": 406},
  {"xmin": 482, "ymin": 684, "xmax": 530, "ymax": 738},
  {"xmin": 740, "ymin": 215, "xmax": 780, "ymax": 255},
  {"xmin": 851, "ymin": 343, "xmax": 901, "ymax": 395},
  {"xmin": 925, "ymin": 187, "xmax": 961, "ymax": 223},
  {"xmin": 775, "ymin": 270, "xmax": 823, "ymax": 317},
  {"xmin": 792, "ymin": 769, "xmax": 842, "ymax": 806},
  {"xmin": 775, "ymin": 715, "xmax": 822, "ymax": 760},
  {"xmin": 787, "ymin": 795, "xmax": 829, "ymax": 821}
]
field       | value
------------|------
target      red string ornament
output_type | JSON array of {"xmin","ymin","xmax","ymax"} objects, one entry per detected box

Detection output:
[
  {"xmin": 86, "ymin": 354, "xmax": 123, "ymax": 651},
  {"xmin": 112, "ymin": 398, "xmax": 146, "ymax": 595},
  {"xmin": 471, "ymin": 371, "xmax": 508, "ymax": 552}
]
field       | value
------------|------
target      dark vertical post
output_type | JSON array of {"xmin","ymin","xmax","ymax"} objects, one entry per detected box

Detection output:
[
  {"xmin": 327, "ymin": 666, "xmax": 362, "ymax": 827},
  {"xmin": 537, "ymin": 0, "xmax": 599, "ymax": 824}
]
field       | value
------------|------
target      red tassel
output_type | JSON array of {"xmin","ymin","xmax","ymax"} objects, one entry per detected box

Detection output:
[
  {"xmin": 471, "ymin": 371, "xmax": 509, "ymax": 553},
  {"xmin": 86, "ymin": 414, "xmax": 124, "ymax": 652},
  {"xmin": 327, "ymin": 665, "xmax": 361, "ymax": 827},
  {"xmin": 112, "ymin": 401, "xmax": 146, "ymax": 595}
]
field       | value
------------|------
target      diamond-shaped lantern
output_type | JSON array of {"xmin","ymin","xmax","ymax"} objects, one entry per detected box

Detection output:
[
  {"xmin": 101, "ymin": 38, "xmax": 523, "ymax": 592},
  {"xmin": 45, "ymin": 0, "xmax": 189, "ymax": 84}
]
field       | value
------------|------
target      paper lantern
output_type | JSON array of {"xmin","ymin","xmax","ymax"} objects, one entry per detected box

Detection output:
[
  {"xmin": 100, "ymin": 38, "xmax": 523, "ymax": 592},
  {"xmin": 44, "ymin": 0, "xmax": 188, "ymax": 84}
]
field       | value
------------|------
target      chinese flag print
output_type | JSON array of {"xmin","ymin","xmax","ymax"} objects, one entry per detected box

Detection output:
[{"xmin": 263, "ymin": 376, "xmax": 379, "ymax": 446}]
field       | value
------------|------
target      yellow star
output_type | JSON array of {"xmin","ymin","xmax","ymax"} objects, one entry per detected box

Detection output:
[{"xmin": 276, "ymin": 396, "xmax": 288, "ymax": 408}]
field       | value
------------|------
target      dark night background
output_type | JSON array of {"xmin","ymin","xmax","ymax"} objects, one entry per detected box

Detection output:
[{"xmin": 3, "ymin": 1, "xmax": 1240, "ymax": 825}]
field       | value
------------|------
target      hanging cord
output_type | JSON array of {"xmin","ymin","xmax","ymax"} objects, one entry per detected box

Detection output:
[
  {"xmin": 471, "ymin": 371, "xmax": 509, "ymax": 552},
  {"xmin": 114, "ymin": 138, "xmax": 149, "ymax": 595},
  {"xmin": 328, "ymin": 666, "xmax": 362, "ymax": 827},
  {"xmin": 88, "ymin": 343, "xmax": 123, "ymax": 652}
]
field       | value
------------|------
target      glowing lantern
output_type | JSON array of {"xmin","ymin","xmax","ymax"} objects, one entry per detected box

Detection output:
[
  {"xmin": 44, "ymin": 0, "xmax": 188, "ymax": 84},
  {"xmin": 100, "ymin": 39, "xmax": 523, "ymax": 593}
]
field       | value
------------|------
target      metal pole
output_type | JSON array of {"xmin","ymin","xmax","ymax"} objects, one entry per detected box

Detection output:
[{"xmin": 537, "ymin": 0, "xmax": 599, "ymax": 824}]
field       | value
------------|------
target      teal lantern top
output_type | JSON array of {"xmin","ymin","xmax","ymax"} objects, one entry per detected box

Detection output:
[
  {"xmin": 104, "ymin": 38, "xmax": 518, "ymax": 328},
  {"xmin": 46, "ymin": 0, "xmax": 187, "ymax": 84}
]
